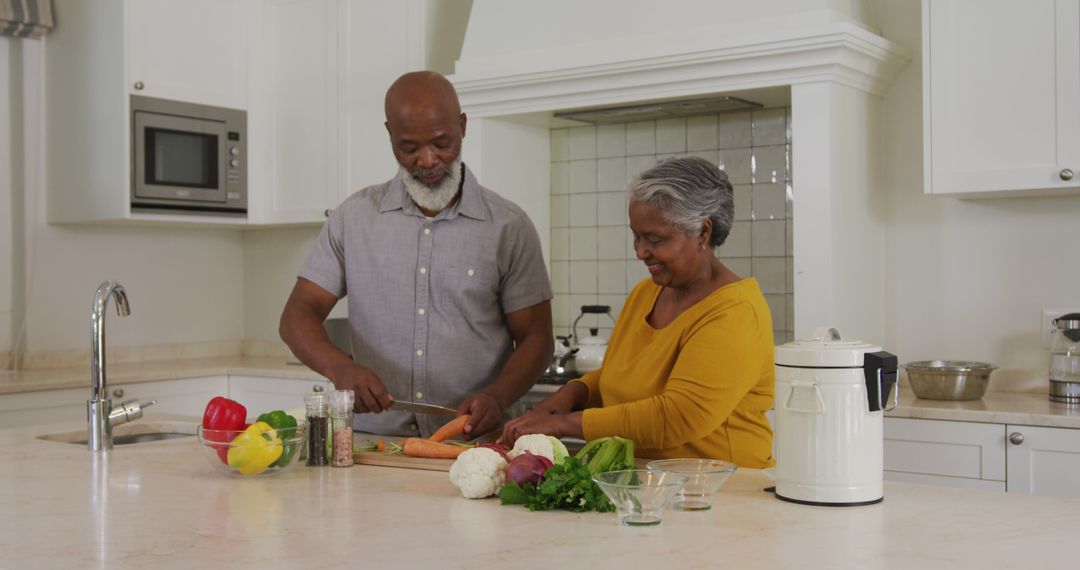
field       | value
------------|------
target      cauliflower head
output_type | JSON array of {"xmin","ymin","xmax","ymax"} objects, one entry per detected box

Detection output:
[
  {"xmin": 508, "ymin": 434, "xmax": 569, "ymax": 464},
  {"xmin": 448, "ymin": 447, "xmax": 508, "ymax": 499}
]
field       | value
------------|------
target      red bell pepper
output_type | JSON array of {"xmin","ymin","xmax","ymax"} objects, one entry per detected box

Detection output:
[{"xmin": 202, "ymin": 396, "xmax": 247, "ymax": 464}]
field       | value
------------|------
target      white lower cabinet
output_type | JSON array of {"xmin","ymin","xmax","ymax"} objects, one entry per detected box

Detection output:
[
  {"xmin": 228, "ymin": 375, "xmax": 331, "ymax": 420},
  {"xmin": 884, "ymin": 417, "xmax": 1080, "ymax": 498},
  {"xmin": 0, "ymin": 374, "xmax": 330, "ymax": 428},
  {"xmin": 0, "ymin": 376, "xmax": 228, "ymax": 429},
  {"xmin": 1005, "ymin": 424, "xmax": 1080, "ymax": 499}
]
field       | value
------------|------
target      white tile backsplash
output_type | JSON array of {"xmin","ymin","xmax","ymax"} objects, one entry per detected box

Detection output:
[
  {"xmin": 597, "ymin": 226, "xmax": 627, "ymax": 260},
  {"xmin": 568, "ymin": 126, "xmax": 597, "ymax": 160},
  {"xmin": 656, "ymin": 118, "xmax": 687, "ymax": 153},
  {"xmin": 568, "ymin": 227, "xmax": 598, "ymax": 260},
  {"xmin": 752, "ymin": 183, "xmax": 786, "ymax": 221},
  {"xmin": 718, "ymin": 148, "xmax": 753, "ymax": 184},
  {"xmin": 597, "ymin": 157, "xmax": 628, "ymax": 191},
  {"xmin": 753, "ymin": 145, "xmax": 788, "ymax": 184},
  {"xmin": 569, "ymin": 261, "xmax": 599, "ymax": 294},
  {"xmin": 718, "ymin": 220, "xmax": 752, "ymax": 257},
  {"xmin": 550, "ymin": 194, "xmax": 570, "ymax": 228},
  {"xmin": 597, "ymin": 192, "xmax": 627, "ymax": 226},
  {"xmin": 597, "ymin": 124, "xmax": 627, "ymax": 158},
  {"xmin": 717, "ymin": 112, "xmax": 753, "ymax": 149},
  {"xmin": 550, "ymin": 107, "xmax": 794, "ymax": 340},
  {"xmin": 687, "ymin": 115, "xmax": 719, "ymax": 151},
  {"xmin": 550, "ymin": 162, "xmax": 569, "ymax": 195},
  {"xmin": 752, "ymin": 220, "xmax": 787, "ymax": 257},
  {"xmin": 597, "ymin": 260, "xmax": 627, "ymax": 294},
  {"xmin": 568, "ymin": 193, "xmax": 598, "ymax": 227},
  {"xmin": 550, "ymin": 128, "xmax": 569, "ymax": 161},
  {"xmin": 752, "ymin": 108, "xmax": 787, "ymax": 146},
  {"xmin": 626, "ymin": 121, "xmax": 657, "ymax": 155},
  {"xmin": 550, "ymin": 260, "xmax": 570, "ymax": 293},
  {"xmin": 568, "ymin": 160, "xmax": 597, "ymax": 194}
]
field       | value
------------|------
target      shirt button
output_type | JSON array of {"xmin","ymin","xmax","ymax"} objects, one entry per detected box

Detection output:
[
  {"xmin": 419, "ymin": 267, "xmax": 427, "ymax": 274},
  {"xmin": 410, "ymin": 424, "xmax": 418, "ymax": 431},
  {"xmin": 417, "ymin": 308, "xmax": 426, "ymax": 316},
  {"xmin": 416, "ymin": 349, "xmax": 424, "ymax": 357},
  {"xmin": 467, "ymin": 268, "xmax": 475, "ymax": 277},
  {"xmin": 415, "ymin": 392, "xmax": 423, "ymax": 399},
  {"xmin": 423, "ymin": 228, "xmax": 431, "ymax": 235}
]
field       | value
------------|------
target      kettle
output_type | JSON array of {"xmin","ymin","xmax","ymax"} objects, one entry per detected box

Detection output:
[
  {"xmin": 773, "ymin": 327, "xmax": 898, "ymax": 506},
  {"xmin": 571, "ymin": 305, "xmax": 615, "ymax": 374}
]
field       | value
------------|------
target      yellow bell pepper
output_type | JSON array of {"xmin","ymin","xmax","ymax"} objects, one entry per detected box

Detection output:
[{"xmin": 227, "ymin": 421, "xmax": 284, "ymax": 475}]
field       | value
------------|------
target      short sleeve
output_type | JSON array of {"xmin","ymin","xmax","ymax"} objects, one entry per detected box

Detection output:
[
  {"xmin": 498, "ymin": 212, "xmax": 553, "ymax": 314},
  {"xmin": 297, "ymin": 210, "xmax": 347, "ymax": 298}
]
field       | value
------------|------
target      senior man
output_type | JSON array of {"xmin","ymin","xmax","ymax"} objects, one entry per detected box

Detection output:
[{"xmin": 280, "ymin": 71, "xmax": 553, "ymax": 439}]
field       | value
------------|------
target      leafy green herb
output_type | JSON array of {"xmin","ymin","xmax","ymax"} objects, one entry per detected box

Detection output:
[{"xmin": 497, "ymin": 437, "xmax": 636, "ymax": 512}]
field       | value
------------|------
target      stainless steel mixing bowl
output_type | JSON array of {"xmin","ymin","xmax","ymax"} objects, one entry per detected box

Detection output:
[{"xmin": 902, "ymin": 360, "xmax": 997, "ymax": 401}]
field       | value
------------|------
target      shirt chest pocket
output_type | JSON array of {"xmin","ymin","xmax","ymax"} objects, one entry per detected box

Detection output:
[{"xmin": 432, "ymin": 260, "xmax": 500, "ymax": 317}]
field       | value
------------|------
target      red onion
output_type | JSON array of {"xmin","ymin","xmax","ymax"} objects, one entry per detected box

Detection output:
[
  {"xmin": 506, "ymin": 452, "xmax": 553, "ymax": 487},
  {"xmin": 479, "ymin": 442, "xmax": 510, "ymax": 462}
]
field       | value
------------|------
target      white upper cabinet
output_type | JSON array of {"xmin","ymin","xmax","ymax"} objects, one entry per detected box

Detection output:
[
  {"xmin": 923, "ymin": 0, "xmax": 1080, "ymax": 197},
  {"xmin": 126, "ymin": 0, "xmax": 250, "ymax": 109},
  {"xmin": 246, "ymin": 0, "xmax": 342, "ymax": 225}
]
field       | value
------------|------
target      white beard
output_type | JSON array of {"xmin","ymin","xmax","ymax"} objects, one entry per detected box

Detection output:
[{"xmin": 400, "ymin": 157, "xmax": 463, "ymax": 213}]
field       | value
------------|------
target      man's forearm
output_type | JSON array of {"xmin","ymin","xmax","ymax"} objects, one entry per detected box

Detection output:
[
  {"xmin": 280, "ymin": 308, "xmax": 355, "ymax": 384},
  {"xmin": 479, "ymin": 333, "xmax": 552, "ymax": 409}
]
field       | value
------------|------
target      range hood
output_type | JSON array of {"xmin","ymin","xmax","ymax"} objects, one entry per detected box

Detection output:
[{"xmin": 553, "ymin": 96, "xmax": 762, "ymax": 125}]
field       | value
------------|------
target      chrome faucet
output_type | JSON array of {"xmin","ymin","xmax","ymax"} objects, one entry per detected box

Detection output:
[{"xmin": 88, "ymin": 280, "xmax": 154, "ymax": 452}]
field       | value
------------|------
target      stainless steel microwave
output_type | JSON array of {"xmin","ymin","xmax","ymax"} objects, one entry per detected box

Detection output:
[{"xmin": 131, "ymin": 95, "xmax": 247, "ymax": 214}]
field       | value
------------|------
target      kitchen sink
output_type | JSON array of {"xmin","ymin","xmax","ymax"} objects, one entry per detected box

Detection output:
[{"xmin": 37, "ymin": 420, "xmax": 197, "ymax": 445}]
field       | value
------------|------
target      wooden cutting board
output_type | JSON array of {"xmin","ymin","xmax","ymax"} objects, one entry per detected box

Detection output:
[{"xmin": 352, "ymin": 450, "xmax": 455, "ymax": 472}]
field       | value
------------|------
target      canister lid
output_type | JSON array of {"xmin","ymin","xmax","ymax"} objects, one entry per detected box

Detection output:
[{"xmin": 775, "ymin": 327, "xmax": 882, "ymax": 368}]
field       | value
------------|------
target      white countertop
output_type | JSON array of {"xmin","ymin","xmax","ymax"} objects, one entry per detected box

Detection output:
[
  {"xmin": 4, "ymin": 357, "xmax": 1080, "ymax": 429},
  {"xmin": 0, "ymin": 416, "xmax": 1076, "ymax": 569}
]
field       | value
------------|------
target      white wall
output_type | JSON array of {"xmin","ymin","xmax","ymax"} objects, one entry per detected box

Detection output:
[
  {"xmin": 242, "ymin": 227, "xmax": 322, "ymax": 344},
  {"xmin": 873, "ymin": 0, "xmax": 1080, "ymax": 370},
  {"xmin": 6, "ymin": 41, "xmax": 246, "ymax": 359},
  {"xmin": 0, "ymin": 38, "xmax": 14, "ymax": 360}
]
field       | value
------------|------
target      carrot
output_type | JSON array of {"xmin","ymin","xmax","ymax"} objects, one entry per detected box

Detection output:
[
  {"xmin": 377, "ymin": 439, "xmax": 385, "ymax": 452},
  {"xmin": 403, "ymin": 438, "xmax": 468, "ymax": 459},
  {"xmin": 429, "ymin": 414, "xmax": 470, "ymax": 443}
]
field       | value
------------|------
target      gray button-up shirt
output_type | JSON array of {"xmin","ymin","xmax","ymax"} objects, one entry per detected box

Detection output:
[{"xmin": 298, "ymin": 164, "xmax": 552, "ymax": 436}]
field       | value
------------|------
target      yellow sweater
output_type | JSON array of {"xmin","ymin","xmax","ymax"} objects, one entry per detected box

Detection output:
[{"xmin": 574, "ymin": 278, "xmax": 775, "ymax": 468}]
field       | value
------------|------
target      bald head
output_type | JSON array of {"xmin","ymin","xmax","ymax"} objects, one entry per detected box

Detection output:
[
  {"xmin": 384, "ymin": 72, "xmax": 467, "ymax": 200},
  {"xmin": 385, "ymin": 71, "xmax": 462, "ymax": 121}
]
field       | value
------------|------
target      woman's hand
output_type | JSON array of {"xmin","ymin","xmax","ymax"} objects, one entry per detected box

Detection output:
[{"xmin": 499, "ymin": 411, "xmax": 582, "ymax": 445}]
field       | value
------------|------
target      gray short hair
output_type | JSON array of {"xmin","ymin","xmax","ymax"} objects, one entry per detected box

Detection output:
[{"xmin": 627, "ymin": 156, "xmax": 734, "ymax": 247}]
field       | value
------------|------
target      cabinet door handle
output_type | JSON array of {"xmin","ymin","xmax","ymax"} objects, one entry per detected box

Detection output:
[
  {"xmin": 1060, "ymin": 169, "xmax": 1074, "ymax": 181},
  {"xmin": 112, "ymin": 388, "xmax": 125, "ymax": 398},
  {"xmin": 1008, "ymin": 432, "xmax": 1024, "ymax": 445},
  {"xmin": 313, "ymin": 385, "xmax": 324, "ymax": 393},
  {"xmin": 133, "ymin": 81, "xmax": 144, "ymax": 91},
  {"xmin": 324, "ymin": 209, "xmax": 332, "ymax": 218}
]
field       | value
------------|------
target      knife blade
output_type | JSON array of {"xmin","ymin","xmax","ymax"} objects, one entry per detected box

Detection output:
[{"xmin": 389, "ymin": 400, "xmax": 458, "ymax": 416}]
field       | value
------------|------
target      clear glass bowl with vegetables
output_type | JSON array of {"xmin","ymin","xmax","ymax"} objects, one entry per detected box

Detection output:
[
  {"xmin": 645, "ymin": 458, "xmax": 737, "ymax": 511},
  {"xmin": 592, "ymin": 469, "xmax": 688, "ymax": 526},
  {"xmin": 197, "ymin": 422, "xmax": 306, "ymax": 477}
]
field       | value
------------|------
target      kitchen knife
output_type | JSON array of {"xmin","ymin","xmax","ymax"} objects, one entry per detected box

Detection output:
[{"xmin": 389, "ymin": 400, "xmax": 458, "ymax": 416}]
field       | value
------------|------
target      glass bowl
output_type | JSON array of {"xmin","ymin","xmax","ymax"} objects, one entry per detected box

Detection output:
[
  {"xmin": 592, "ymin": 469, "xmax": 688, "ymax": 526},
  {"xmin": 646, "ymin": 458, "xmax": 738, "ymax": 511},
  {"xmin": 197, "ymin": 424, "xmax": 306, "ymax": 478}
]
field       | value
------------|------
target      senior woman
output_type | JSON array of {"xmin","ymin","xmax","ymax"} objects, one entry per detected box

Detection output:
[{"xmin": 501, "ymin": 156, "xmax": 774, "ymax": 467}]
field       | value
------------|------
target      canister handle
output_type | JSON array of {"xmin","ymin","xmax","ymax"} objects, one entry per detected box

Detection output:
[{"xmin": 782, "ymin": 381, "xmax": 825, "ymax": 414}]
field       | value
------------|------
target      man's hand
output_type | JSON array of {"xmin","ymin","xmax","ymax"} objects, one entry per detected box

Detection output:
[
  {"xmin": 330, "ymin": 362, "xmax": 394, "ymax": 413},
  {"xmin": 455, "ymin": 392, "xmax": 503, "ymax": 440}
]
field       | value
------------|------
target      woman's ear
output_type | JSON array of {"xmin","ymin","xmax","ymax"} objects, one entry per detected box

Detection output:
[{"xmin": 699, "ymin": 219, "xmax": 713, "ymax": 247}]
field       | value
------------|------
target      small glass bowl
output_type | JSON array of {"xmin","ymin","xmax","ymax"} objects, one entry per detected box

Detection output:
[
  {"xmin": 592, "ymin": 469, "xmax": 688, "ymax": 526},
  {"xmin": 646, "ymin": 458, "xmax": 737, "ymax": 511},
  {"xmin": 197, "ymin": 424, "xmax": 306, "ymax": 478}
]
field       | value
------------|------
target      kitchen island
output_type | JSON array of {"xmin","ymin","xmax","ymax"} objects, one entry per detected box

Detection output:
[{"xmin": 0, "ymin": 418, "xmax": 1076, "ymax": 569}]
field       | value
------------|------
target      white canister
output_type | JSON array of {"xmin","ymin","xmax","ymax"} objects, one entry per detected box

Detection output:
[{"xmin": 774, "ymin": 327, "xmax": 898, "ymax": 506}]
